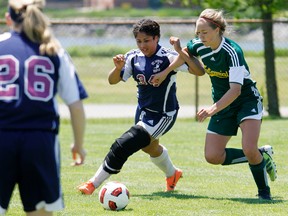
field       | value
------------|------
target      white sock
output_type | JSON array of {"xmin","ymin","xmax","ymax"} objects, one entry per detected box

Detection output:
[
  {"xmin": 150, "ymin": 146, "xmax": 176, "ymax": 177},
  {"xmin": 89, "ymin": 164, "xmax": 111, "ymax": 188}
]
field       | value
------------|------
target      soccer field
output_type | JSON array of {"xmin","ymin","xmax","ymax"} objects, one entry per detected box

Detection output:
[{"xmin": 7, "ymin": 118, "xmax": 288, "ymax": 215}]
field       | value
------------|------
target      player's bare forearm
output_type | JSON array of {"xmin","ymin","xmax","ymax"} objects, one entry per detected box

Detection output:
[
  {"xmin": 69, "ymin": 100, "xmax": 86, "ymax": 164},
  {"xmin": 69, "ymin": 100, "xmax": 86, "ymax": 145},
  {"xmin": 197, "ymin": 83, "xmax": 241, "ymax": 122},
  {"xmin": 213, "ymin": 83, "xmax": 241, "ymax": 112},
  {"xmin": 108, "ymin": 54, "xmax": 125, "ymax": 84},
  {"xmin": 108, "ymin": 67, "xmax": 122, "ymax": 84},
  {"xmin": 180, "ymin": 48, "xmax": 205, "ymax": 76},
  {"xmin": 151, "ymin": 55, "xmax": 184, "ymax": 86}
]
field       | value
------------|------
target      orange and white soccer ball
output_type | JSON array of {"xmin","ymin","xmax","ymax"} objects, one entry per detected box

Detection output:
[{"xmin": 98, "ymin": 181, "xmax": 130, "ymax": 211}]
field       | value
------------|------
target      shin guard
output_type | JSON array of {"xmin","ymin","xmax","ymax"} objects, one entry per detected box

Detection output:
[{"xmin": 103, "ymin": 125, "xmax": 150, "ymax": 174}]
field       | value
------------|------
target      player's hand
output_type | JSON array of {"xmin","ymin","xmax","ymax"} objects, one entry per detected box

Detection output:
[
  {"xmin": 197, "ymin": 106, "xmax": 216, "ymax": 122},
  {"xmin": 197, "ymin": 108, "xmax": 210, "ymax": 122},
  {"xmin": 71, "ymin": 144, "xmax": 86, "ymax": 166},
  {"xmin": 113, "ymin": 54, "xmax": 125, "ymax": 69},
  {"xmin": 151, "ymin": 71, "xmax": 168, "ymax": 87},
  {"xmin": 170, "ymin": 36, "xmax": 182, "ymax": 53}
]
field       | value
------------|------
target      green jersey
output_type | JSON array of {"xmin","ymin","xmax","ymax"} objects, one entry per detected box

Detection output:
[{"xmin": 187, "ymin": 37, "xmax": 260, "ymax": 108}]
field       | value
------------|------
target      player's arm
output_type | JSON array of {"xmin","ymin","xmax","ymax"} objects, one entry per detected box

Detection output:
[
  {"xmin": 198, "ymin": 59, "xmax": 246, "ymax": 121},
  {"xmin": 108, "ymin": 54, "xmax": 125, "ymax": 84},
  {"xmin": 151, "ymin": 37, "xmax": 204, "ymax": 86},
  {"xmin": 180, "ymin": 47, "xmax": 205, "ymax": 76},
  {"xmin": 170, "ymin": 36, "xmax": 204, "ymax": 76},
  {"xmin": 151, "ymin": 55, "xmax": 184, "ymax": 86},
  {"xmin": 69, "ymin": 100, "xmax": 86, "ymax": 165},
  {"xmin": 197, "ymin": 83, "xmax": 241, "ymax": 122}
]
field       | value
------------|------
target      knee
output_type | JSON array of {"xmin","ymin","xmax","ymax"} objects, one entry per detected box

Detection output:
[{"xmin": 205, "ymin": 151, "xmax": 224, "ymax": 165}]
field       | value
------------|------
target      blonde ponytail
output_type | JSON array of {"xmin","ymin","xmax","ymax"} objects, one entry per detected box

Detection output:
[{"xmin": 9, "ymin": 0, "xmax": 61, "ymax": 56}]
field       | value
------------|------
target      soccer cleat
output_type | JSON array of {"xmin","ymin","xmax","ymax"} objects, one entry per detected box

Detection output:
[
  {"xmin": 257, "ymin": 188, "xmax": 272, "ymax": 200},
  {"xmin": 259, "ymin": 145, "xmax": 277, "ymax": 181},
  {"xmin": 78, "ymin": 181, "xmax": 96, "ymax": 195},
  {"xmin": 165, "ymin": 168, "xmax": 183, "ymax": 192}
]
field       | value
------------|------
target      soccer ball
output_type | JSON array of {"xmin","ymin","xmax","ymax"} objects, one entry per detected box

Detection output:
[{"xmin": 98, "ymin": 181, "xmax": 130, "ymax": 211}]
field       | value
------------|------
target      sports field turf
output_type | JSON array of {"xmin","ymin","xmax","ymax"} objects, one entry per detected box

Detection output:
[{"xmin": 6, "ymin": 117, "xmax": 288, "ymax": 215}]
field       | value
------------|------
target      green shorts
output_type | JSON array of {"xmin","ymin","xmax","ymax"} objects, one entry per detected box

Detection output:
[{"xmin": 207, "ymin": 99, "xmax": 263, "ymax": 136}]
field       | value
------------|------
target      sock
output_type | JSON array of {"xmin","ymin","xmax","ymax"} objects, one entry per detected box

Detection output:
[
  {"xmin": 249, "ymin": 158, "xmax": 269, "ymax": 190},
  {"xmin": 222, "ymin": 148, "xmax": 248, "ymax": 165},
  {"xmin": 89, "ymin": 163, "xmax": 111, "ymax": 188},
  {"xmin": 150, "ymin": 146, "xmax": 176, "ymax": 177}
]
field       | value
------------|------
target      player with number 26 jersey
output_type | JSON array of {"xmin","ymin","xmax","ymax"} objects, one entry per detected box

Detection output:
[
  {"xmin": 0, "ymin": 1, "xmax": 87, "ymax": 214},
  {"xmin": 0, "ymin": 31, "xmax": 87, "ymax": 131}
]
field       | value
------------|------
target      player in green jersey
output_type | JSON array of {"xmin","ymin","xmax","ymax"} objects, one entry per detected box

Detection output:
[{"xmin": 151, "ymin": 8, "xmax": 277, "ymax": 200}]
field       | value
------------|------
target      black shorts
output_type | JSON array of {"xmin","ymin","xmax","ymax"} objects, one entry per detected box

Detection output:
[
  {"xmin": 0, "ymin": 130, "xmax": 64, "ymax": 213},
  {"xmin": 208, "ymin": 99, "xmax": 263, "ymax": 136}
]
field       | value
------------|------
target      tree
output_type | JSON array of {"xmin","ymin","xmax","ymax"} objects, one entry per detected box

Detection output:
[{"xmin": 164, "ymin": 0, "xmax": 286, "ymax": 117}]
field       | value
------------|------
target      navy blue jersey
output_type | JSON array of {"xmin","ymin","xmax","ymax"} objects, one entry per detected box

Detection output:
[
  {"xmin": 0, "ymin": 31, "xmax": 88, "ymax": 131},
  {"xmin": 121, "ymin": 44, "xmax": 188, "ymax": 113}
]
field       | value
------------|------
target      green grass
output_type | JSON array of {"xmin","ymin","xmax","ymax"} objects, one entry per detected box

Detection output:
[{"xmin": 6, "ymin": 118, "xmax": 288, "ymax": 215}]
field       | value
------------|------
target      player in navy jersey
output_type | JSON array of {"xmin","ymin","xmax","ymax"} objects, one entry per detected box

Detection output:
[
  {"xmin": 0, "ymin": 0, "xmax": 88, "ymax": 215},
  {"xmin": 151, "ymin": 9, "xmax": 277, "ymax": 200},
  {"xmin": 78, "ymin": 19, "xmax": 204, "ymax": 195}
]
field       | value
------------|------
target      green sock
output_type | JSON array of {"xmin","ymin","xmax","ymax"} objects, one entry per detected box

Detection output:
[
  {"xmin": 249, "ymin": 159, "xmax": 269, "ymax": 190},
  {"xmin": 222, "ymin": 148, "xmax": 247, "ymax": 165}
]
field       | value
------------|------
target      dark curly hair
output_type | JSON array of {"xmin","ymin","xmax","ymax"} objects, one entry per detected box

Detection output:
[{"xmin": 132, "ymin": 19, "xmax": 160, "ymax": 39}]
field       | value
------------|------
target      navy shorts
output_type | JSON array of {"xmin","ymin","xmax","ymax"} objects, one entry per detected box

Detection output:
[
  {"xmin": 0, "ymin": 130, "xmax": 64, "ymax": 213},
  {"xmin": 135, "ymin": 107, "xmax": 178, "ymax": 139}
]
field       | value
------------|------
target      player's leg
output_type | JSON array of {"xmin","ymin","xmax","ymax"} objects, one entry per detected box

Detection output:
[
  {"xmin": 78, "ymin": 125, "xmax": 151, "ymax": 195},
  {"xmin": 21, "ymin": 131, "xmax": 64, "ymax": 214},
  {"xmin": 206, "ymin": 116, "xmax": 247, "ymax": 165},
  {"xmin": 138, "ymin": 109, "xmax": 182, "ymax": 191},
  {"xmin": 205, "ymin": 132, "xmax": 230, "ymax": 164},
  {"xmin": 239, "ymin": 97, "xmax": 276, "ymax": 200},
  {"xmin": 240, "ymin": 119, "xmax": 272, "ymax": 200},
  {"xmin": 0, "ymin": 131, "xmax": 19, "ymax": 215},
  {"xmin": 145, "ymin": 142, "xmax": 182, "ymax": 192}
]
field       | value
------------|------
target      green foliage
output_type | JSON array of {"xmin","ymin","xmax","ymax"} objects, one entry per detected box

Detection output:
[
  {"xmin": 162, "ymin": 0, "xmax": 287, "ymax": 19},
  {"xmin": 5, "ymin": 118, "xmax": 288, "ymax": 215},
  {"xmin": 45, "ymin": 8, "xmax": 199, "ymax": 19}
]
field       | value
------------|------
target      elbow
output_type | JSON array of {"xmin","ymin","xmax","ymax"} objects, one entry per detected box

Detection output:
[
  {"xmin": 108, "ymin": 79, "xmax": 120, "ymax": 85},
  {"xmin": 108, "ymin": 79, "xmax": 114, "ymax": 85},
  {"xmin": 188, "ymin": 68, "xmax": 205, "ymax": 76},
  {"xmin": 197, "ymin": 69, "xmax": 205, "ymax": 76},
  {"xmin": 108, "ymin": 77, "xmax": 119, "ymax": 85}
]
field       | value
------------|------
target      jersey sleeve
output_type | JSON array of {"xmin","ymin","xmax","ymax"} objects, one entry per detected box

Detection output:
[
  {"xmin": 229, "ymin": 66, "xmax": 246, "ymax": 85},
  {"xmin": 227, "ymin": 44, "xmax": 249, "ymax": 85},
  {"xmin": 186, "ymin": 39, "xmax": 199, "ymax": 57},
  {"xmin": 57, "ymin": 49, "xmax": 88, "ymax": 105},
  {"xmin": 121, "ymin": 50, "xmax": 136, "ymax": 82}
]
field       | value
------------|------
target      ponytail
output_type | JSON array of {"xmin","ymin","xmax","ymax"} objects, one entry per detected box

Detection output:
[{"xmin": 9, "ymin": 0, "xmax": 61, "ymax": 56}]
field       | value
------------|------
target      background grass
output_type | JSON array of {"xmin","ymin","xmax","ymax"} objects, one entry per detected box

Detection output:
[
  {"xmin": 6, "ymin": 118, "xmax": 288, "ymax": 215},
  {"xmin": 71, "ymin": 56, "xmax": 288, "ymax": 108}
]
